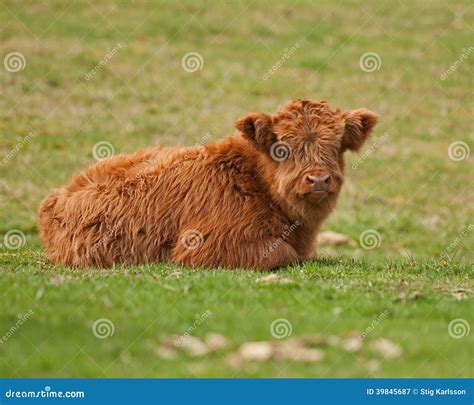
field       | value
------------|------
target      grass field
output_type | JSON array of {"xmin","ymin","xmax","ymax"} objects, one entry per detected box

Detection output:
[{"xmin": 0, "ymin": 0, "xmax": 472, "ymax": 378}]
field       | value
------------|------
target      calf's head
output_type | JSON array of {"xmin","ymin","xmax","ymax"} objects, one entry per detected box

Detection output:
[{"xmin": 235, "ymin": 99, "xmax": 378, "ymax": 211}]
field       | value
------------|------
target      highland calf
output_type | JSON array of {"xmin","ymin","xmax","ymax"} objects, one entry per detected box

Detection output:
[{"xmin": 38, "ymin": 99, "xmax": 378, "ymax": 270}]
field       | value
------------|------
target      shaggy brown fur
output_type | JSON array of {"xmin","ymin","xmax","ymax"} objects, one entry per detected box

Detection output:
[{"xmin": 38, "ymin": 99, "xmax": 377, "ymax": 270}]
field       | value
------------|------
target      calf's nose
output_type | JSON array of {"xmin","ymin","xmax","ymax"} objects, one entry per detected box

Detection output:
[{"xmin": 306, "ymin": 174, "xmax": 331, "ymax": 192}]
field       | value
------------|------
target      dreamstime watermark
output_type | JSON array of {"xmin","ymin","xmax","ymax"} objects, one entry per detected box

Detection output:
[
  {"xmin": 448, "ymin": 318, "xmax": 470, "ymax": 339},
  {"xmin": 5, "ymin": 386, "xmax": 85, "ymax": 399},
  {"xmin": 85, "ymin": 43, "xmax": 124, "ymax": 81},
  {"xmin": 359, "ymin": 52, "xmax": 382, "ymax": 72},
  {"xmin": 173, "ymin": 310, "xmax": 212, "ymax": 347},
  {"xmin": 194, "ymin": 132, "xmax": 212, "ymax": 148},
  {"xmin": 87, "ymin": 222, "xmax": 123, "ymax": 258},
  {"xmin": 448, "ymin": 141, "xmax": 470, "ymax": 161},
  {"xmin": 345, "ymin": 310, "xmax": 389, "ymax": 350},
  {"xmin": 269, "ymin": 141, "xmax": 292, "ymax": 162},
  {"xmin": 263, "ymin": 41, "xmax": 302, "ymax": 81},
  {"xmin": 4, "ymin": 52, "xmax": 26, "ymax": 72},
  {"xmin": 359, "ymin": 229, "xmax": 382, "ymax": 250},
  {"xmin": 0, "ymin": 132, "xmax": 35, "ymax": 167},
  {"xmin": 270, "ymin": 318, "xmax": 292, "ymax": 339},
  {"xmin": 440, "ymin": 47, "xmax": 473, "ymax": 80},
  {"xmin": 167, "ymin": 133, "xmax": 212, "ymax": 173},
  {"xmin": 181, "ymin": 229, "xmax": 204, "ymax": 250},
  {"xmin": 92, "ymin": 318, "xmax": 115, "ymax": 339},
  {"xmin": 0, "ymin": 309, "xmax": 33, "ymax": 344},
  {"xmin": 441, "ymin": 224, "xmax": 473, "ymax": 262},
  {"xmin": 92, "ymin": 141, "xmax": 115, "ymax": 161},
  {"xmin": 2, "ymin": 229, "xmax": 26, "ymax": 250},
  {"xmin": 181, "ymin": 52, "xmax": 204, "ymax": 72},
  {"xmin": 352, "ymin": 132, "xmax": 389, "ymax": 170},
  {"xmin": 262, "ymin": 220, "xmax": 300, "ymax": 259}
]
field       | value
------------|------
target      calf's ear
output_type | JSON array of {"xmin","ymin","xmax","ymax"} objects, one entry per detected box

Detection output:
[
  {"xmin": 235, "ymin": 112, "xmax": 276, "ymax": 151},
  {"xmin": 342, "ymin": 109, "xmax": 378, "ymax": 152}
]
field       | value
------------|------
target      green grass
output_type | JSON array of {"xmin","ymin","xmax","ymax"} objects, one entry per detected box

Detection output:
[{"xmin": 0, "ymin": 0, "xmax": 472, "ymax": 377}]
